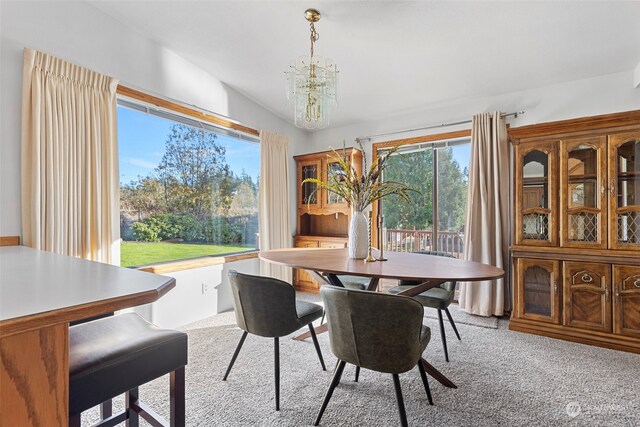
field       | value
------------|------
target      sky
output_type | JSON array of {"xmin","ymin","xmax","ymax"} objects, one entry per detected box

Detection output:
[{"xmin": 118, "ymin": 106, "xmax": 260, "ymax": 185}]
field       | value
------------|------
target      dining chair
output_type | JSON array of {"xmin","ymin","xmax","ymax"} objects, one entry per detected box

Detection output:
[
  {"xmin": 387, "ymin": 250, "xmax": 461, "ymax": 362},
  {"xmin": 315, "ymin": 286, "xmax": 433, "ymax": 427},
  {"xmin": 223, "ymin": 271, "xmax": 326, "ymax": 410}
]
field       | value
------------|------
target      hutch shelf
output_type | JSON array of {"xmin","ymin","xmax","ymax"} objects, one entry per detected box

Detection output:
[{"xmin": 510, "ymin": 110, "xmax": 640, "ymax": 353}]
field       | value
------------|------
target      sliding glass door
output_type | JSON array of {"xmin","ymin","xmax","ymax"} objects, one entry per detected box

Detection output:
[{"xmin": 380, "ymin": 138, "xmax": 470, "ymax": 258}]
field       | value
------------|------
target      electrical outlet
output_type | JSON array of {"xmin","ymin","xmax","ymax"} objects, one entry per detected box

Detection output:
[{"xmin": 202, "ymin": 283, "xmax": 208, "ymax": 294}]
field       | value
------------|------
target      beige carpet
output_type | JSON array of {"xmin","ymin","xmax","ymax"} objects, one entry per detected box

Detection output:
[{"xmin": 82, "ymin": 295, "xmax": 639, "ymax": 426}]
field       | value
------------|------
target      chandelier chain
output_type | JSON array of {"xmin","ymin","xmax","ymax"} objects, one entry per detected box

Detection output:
[{"xmin": 309, "ymin": 22, "xmax": 319, "ymax": 59}]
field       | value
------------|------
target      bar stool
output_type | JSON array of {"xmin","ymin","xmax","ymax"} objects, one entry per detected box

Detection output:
[{"xmin": 68, "ymin": 313, "xmax": 188, "ymax": 427}]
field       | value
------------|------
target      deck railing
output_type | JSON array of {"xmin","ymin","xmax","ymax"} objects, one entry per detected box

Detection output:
[{"xmin": 383, "ymin": 229, "xmax": 464, "ymax": 258}]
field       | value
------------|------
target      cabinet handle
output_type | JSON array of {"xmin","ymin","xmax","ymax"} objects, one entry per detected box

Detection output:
[
  {"xmin": 581, "ymin": 273, "xmax": 593, "ymax": 283},
  {"xmin": 601, "ymin": 183, "xmax": 605, "ymax": 195},
  {"xmin": 634, "ymin": 278, "xmax": 640, "ymax": 288},
  {"xmin": 609, "ymin": 179, "xmax": 615, "ymax": 196},
  {"xmin": 605, "ymin": 287, "xmax": 610, "ymax": 302},
  {"xmin": 554, "ymin": 280, "xmax": 559, "ymax": 295},
  {"xmin": 615, "ymin": 285, "xmax": 621, "ymax": 300}
]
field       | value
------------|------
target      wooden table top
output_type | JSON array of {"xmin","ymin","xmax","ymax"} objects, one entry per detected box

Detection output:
[
  {"xmin": 0, "ymin": 246, "xmax": 175, "ymax": 337},
  {"xmin": 260, "ymin": 248, "xmax": 504, "ymax": 282}
]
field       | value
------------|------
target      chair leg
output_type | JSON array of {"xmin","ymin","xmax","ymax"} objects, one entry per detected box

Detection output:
[
  {"xmin": 320, "ymin": 311, "xmax": 325, "ymax": 325},
  {"xmin": 170, "ymin": 366, "xmax": 186, "ymax": 427},
  {"xmin": 417, "ymin": 360, "xmax": 434, "ymax": 405},
  {"xmin": 223, "ymin": 331, "xmax": 248, "ymax": 380},
  {"xmin": 314, "ymin": 360, "xmax": 346, "ymax": 426},
  {"xmin": 444, "ymin": 307, "xmax": 461, "ymax": 341},
  {"xmin": 354, "ymin": 366, "xmax": 360, "ymax": 382},
  {"xmin": 274, "ymin": 337, "xmax": 280, "ymax": 411},
  {"xmin": 392, "ymin": 374, "xmax": 408, "ymax": 427},
  {"xmin": 69, "ymin": 413, "xmax": 81, "ymax": 427},
  {"xmin": 437, "ymin": 310, "xmax": 449, "ymax": 362},
  {"xmin": 308, "ymin": 323, "xmax": 326, "ymax": 371},
  {"xmin": 100, "ymin": 400, "xmax": 112, "ymax": 419},
  {"xmin": 125, "ymin": 387, "xmax": 139, "ymax": 427}
]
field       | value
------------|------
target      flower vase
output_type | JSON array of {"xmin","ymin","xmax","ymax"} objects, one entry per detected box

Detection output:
[{"xmin": 348, "ymin": 209, "xmax": 368, "ymax": 259}]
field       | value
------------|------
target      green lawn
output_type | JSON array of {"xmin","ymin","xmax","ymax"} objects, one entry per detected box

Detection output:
[{"xmin": 121, "ymin": 241, "xmax": 255, "ymax": 267}]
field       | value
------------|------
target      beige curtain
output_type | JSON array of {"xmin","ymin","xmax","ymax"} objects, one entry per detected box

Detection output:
[
  {"xmin": 258, "ymin": 130, "xmax": 292, "ymax": 282},
  {"xmin": 21, "ymin": 48, "xmax": 120, "ymax": 264},
  {"xmin": 459, "ymin": 112, "xmax": 509, "ymax": 316}
]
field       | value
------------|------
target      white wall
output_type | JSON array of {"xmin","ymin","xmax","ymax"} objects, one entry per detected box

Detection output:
[
  {"xmin": 308, "ymin": 69, "xmax": 640, "ymax": 160},
  {"xmin": 0, "ymin": 0, "xmax": 307, "ymax": 239}
]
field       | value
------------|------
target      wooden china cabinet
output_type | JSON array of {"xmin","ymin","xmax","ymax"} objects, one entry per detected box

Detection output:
[
  {"xmin": 510, "ymin": 110, "xmax": 640, "ymax": 353},
  {"xmin": 292, "ymin": 148, "xmax": 363, "ymax": 293}
]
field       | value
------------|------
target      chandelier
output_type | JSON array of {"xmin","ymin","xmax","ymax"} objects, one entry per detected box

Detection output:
[{"xmin": 285, "ymin": 8, "xmax": 338, "ymax": 130}]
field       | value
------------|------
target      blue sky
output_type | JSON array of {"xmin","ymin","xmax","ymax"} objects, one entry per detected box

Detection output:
[{"xmin": 118, "ymin": 106, "xmax": 260, "ymax": 185}]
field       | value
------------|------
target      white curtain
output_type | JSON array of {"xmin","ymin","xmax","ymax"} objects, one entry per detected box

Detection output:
[
  {"xmin": 258, "ymin": 130, "xmax": 292, "ymax": 282},
  {"xmin": 21, "ymin": 48, "xmax": 120, "ymax": 264},
  {"xmin": 459, "ymin": 112, "xmax": 509, "ymax": 316}
]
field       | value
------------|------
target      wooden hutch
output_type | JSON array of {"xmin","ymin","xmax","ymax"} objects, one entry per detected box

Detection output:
[
  {"xmin": 509, "ymin": 110, "xmax": 640, "ymax": 353},
  {"xmin": 293, "ymin": 148, "xmax": 363, "ymax": 293}
]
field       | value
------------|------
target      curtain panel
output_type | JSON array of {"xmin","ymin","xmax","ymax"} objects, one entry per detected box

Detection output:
[
  {"xmin": 459, "ymin": 112, "xmax": 510, "ymax": 316},
  {"xmin": 258, "ymin": 130, "xmax": 292, "ymax": 282},
  {"xmin": 21, "ymin": 48, "xmax": 120, "ymax": 263}
]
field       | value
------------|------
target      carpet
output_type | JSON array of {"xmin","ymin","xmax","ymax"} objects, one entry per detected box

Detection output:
[{"xmin": 82, "ymin": 296, "xmax": 639, "ymax": 426}]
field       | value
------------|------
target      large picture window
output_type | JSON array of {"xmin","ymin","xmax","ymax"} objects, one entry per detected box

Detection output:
[
  {"xmin": 118, "ymin": 99, "xmax": 260, "ymax": 267},
  {"xmin": 379, "ymin": 137, "xmax": 470, "ymax": 258}
]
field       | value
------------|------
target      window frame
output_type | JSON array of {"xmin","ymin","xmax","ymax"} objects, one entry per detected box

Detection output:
[
  {"xmin": 116, "ymin": 85, "xmax": 261, "ymax": 271},
  {"xmin": 371, "ymin": 129, "xmax": 471, "ymax": 248}
]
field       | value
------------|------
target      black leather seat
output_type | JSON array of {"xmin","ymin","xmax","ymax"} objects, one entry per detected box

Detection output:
[
  {"xmin": 69, "ymin": 313, "xmax": 188, "ymax": 427},
  {"xmin": 223, "ymin": 271, "xmax": 326, "ymax": 411},
  {"xmin": 315, "ymin": 287, "xmax": 433, "ymax": 427}
]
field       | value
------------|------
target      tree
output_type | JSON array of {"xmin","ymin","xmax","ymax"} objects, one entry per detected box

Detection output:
[
  {"xmin": 381, "ymin": 147, "xmax": 467, "ymax": 233},
  {"xmin": 155, "ymin": 124, "xmax": 229, "ymax": 219}
]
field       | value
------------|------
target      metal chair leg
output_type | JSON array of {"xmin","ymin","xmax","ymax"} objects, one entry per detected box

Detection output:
[
  {"xmin": 444, "ymin": 307, "xmax": 461, "ymax": 341},
  {"xmin": 170, "ymin": 366, "xmax": 186, "ymax": 427},
  {"xmin": 308, "ymin": 323, "xmax": 326, "ymax": 371},
  {"xmin": 392, "ymin": 374, "xmax": 408, "ymax": 427},
  {"xmin": 223, "ymin": 331, "xmax": 248, "ymax": 380},
  {"xmin": 314, "ymin": 360, "xmax": 346, "ymax": 426},
  {"xmin": 354, "ymin": 366, "xmax": 360, "ymax": 382},
  {"xmin": 125, "ymin": 387, "xmax": 139, "ymax": 427},
  {"xmin": 100, "ymin": 400, "xmax": 112, "ymax": 419},
  {"xmin": 69, "ymin": 414, "xmax": 81, "ymax": 427},
  {"xmin": 274, "ymin": 337, "xmax": 280, "ymax": 411},
  {"xmin": 437, "ymin": 310, "xmax": 449, "ymax": 362},
  {"xmin": 417, "ymin": 360, "xmax": 434, "ymax": 405}
]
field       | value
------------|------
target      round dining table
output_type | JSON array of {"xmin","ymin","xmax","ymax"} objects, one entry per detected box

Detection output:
[{"xmin": 260, "ymin": 247, "xmax": 504, "ymax": 389}]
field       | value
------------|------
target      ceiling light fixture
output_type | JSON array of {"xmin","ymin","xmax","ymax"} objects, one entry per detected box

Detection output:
[{"xmin": 285, "ymin": 8, "xmax": 338, "ymax": 130}]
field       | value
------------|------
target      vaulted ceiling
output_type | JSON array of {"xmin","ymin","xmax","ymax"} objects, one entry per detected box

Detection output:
[{"xmin": 91, "ymin": 1, "xmax": 640, "ymax": 129}]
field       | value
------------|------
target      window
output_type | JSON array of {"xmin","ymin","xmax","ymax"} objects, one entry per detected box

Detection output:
[
  {"xmin": 379, "ymin": 137, "xmax": 470, "ymax": 258},
  {"xmin": 118, "ymin": 98, "xmax": 260, "ymax": 267}
]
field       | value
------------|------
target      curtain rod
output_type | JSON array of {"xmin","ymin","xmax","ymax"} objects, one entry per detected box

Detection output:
[{"xmin": 356, "ymin": 110, "xmax": 524, "ymax": 142}]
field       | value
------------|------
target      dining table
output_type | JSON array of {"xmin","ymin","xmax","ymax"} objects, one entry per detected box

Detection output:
[
  {"xmin": 259, "ymin": 247, "xmax": 505, "ymax": 389},
  {"xmin": 0, "ymin": 243, "xmax": 176, "ymax": 426}
]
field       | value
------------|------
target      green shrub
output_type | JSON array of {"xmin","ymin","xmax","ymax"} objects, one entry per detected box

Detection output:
[{"xmin": 132, "ymin": 221, "xmax": 161, "ymax": 242}]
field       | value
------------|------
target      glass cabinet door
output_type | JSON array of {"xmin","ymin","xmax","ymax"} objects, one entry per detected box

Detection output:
[
  {"xmin": 609, "ymin": 132, "xmax": 640, "ymax": 250},
  {"xmin": 515, "ymin": 142, "xmax": 557, "ymax": 246},
  {"xmin": 516, "ymin": 258, "xmax": 560, "ymax": 324},
  {"xmin": 325, "ymin": 160, "xmax": 346, "ymax": 208},
  {"xmin": 298, "ymin": 160, "xmax": 322, "ymax": 210},
  {"xmin": 560, "ymin": 137, "xmax": 607, "ymax": 248}
]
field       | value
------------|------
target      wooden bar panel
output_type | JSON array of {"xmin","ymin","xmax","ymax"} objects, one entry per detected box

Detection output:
[
  {"xmin": 0, "ymin": 323, "xmax": 68, "ymax": 426},
  {"xmin": 0, "ymin": 236, "xmax": 20, "ymax": 246}
]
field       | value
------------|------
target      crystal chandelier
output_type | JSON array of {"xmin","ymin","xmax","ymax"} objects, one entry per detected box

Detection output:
[{"xmin": 285, "ymin": 9, "xmax": 338, "ymax": 130}]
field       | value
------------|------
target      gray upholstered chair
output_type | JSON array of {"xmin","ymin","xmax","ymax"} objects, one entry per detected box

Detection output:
[
  {"xmin": 315, "ymin": 286, "xmax": 433, "ymax": 427},
  {"xmin": 387, "ymin": 250, "xmax": 461, "ymax": 362},
  {"xmin": 223, "ymin": 271, "xmax": 326, "ymax": 410}
]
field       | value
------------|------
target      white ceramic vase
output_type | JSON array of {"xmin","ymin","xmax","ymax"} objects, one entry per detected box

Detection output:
[{"xmin": 348, "ymin": 209, "xmax": 369, "ymax": 259}]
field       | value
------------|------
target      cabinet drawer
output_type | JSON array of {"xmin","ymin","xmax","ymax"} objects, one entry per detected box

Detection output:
[
  {"xmin": 319, "ymin": 240, "xmax": 347, "ymax": 249},
  {"xmin": 294, "ymin": 240, "xmax": 319, "ymax": 248}
]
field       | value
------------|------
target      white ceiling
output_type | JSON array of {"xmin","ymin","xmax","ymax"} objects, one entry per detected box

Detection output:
[{"xmin": 90, "ymin": 1, "xmax": 640, "ymax": 129}]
